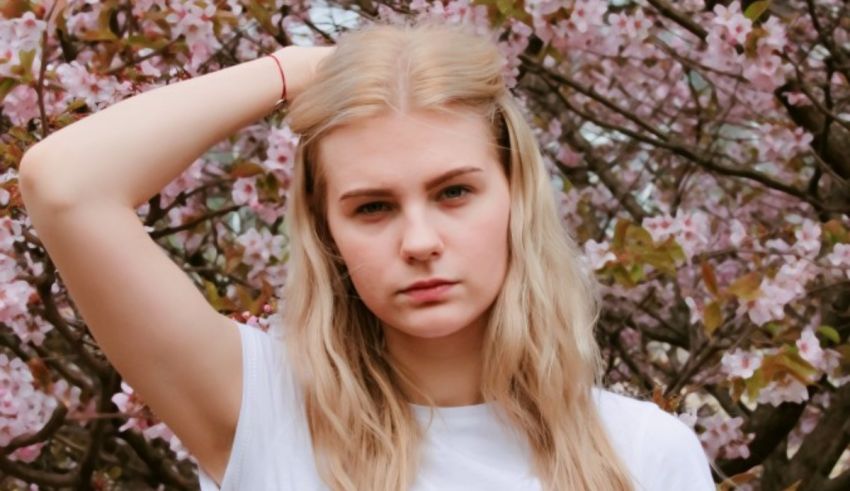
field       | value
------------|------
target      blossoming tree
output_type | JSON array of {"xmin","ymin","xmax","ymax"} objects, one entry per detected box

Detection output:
[{"xmin": 1, "ymin": 0, "xmax": 849, "ymax": 489}]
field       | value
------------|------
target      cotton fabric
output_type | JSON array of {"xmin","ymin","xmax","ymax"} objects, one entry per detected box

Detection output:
[{"xmin": 196, "ymin": 322, "xmax": 715, "ymax": 490}]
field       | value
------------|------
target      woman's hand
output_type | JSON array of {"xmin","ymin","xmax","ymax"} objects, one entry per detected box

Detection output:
[{"xmin": 272, "ymin": 45, "xmax": 336, "ymax": 103}]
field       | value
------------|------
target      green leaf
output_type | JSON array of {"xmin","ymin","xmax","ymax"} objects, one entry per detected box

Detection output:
[
  {"xmin": 625, "ymin": 222, "xmax": 654, "ymax": 250},
  {"xmin": 78, "ymin": 28, "xmax": 119, "ymax": 42},
  {"xmin": 779, "ymin": 351, "xmax": 819, "ymax": 384},
  {"xmin": 762, "ymin": 322, "xmax": 784, "ymax": 338},
  {"xmin": 495, "ymin": 0, "xmax": 515, "ymax": 16},
  {"xmin": 13, "ymin": 49, "xmax": 37, "ymax": 80},
  {"xmin": 703, "ymin": 301, "xmax": 723, "ymax": 336},
  {"xmin": 745, "ymin": 368, "xmax": 766, "ymax": 400},
  {"xmin": 0, "ymin": 77, "xmax": 18, "ymax": 103},
  {"xmin": 626, "ymin": 262, "xmax": 644, "ymax": 283},
  {"xmin": 701, "ymin": 261, "xmax": 719, "ymax": 296},
  {"xmin": 744, "ymin": 0, "xmax": 771, "ymax": 21},
  {"xmin": 610, "ymin": 264, "xmax": 638, "ymax": 288},
  {"xmin": 822, "ymin": 219, "xmax": 849, "ymax": 244},
  {"xmin": 229, "ymin": 160, "xmax": 265, "ymax": 179},
  {"xmin": 727, "ymin": 271, "xmax": 762, "ymax": 301},
  {"xmin": 611, "ymin": 219, "xmax": 630, "ymax": 252},
  {"xmin": 817, "ymin": 325, "xmax": 841, "ymax": 345}
]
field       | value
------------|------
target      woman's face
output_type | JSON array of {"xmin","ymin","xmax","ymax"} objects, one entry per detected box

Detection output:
[{"xmin": 319, "ymin": 108, "xmax": 511, "ymax": 341}]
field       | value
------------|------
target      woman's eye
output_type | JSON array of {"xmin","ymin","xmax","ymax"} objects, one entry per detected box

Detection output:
[
  {"xmin": 441, "ymin": 185, "xmax": 471, "ymax": 200},
  {"xmin": 355, "ymin": 202, "xmax": 391, "ymax": 215}
]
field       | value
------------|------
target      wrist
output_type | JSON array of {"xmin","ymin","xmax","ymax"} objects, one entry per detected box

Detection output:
[
  {"xmin": 271, "ymin": 47, "xmax": 302, "ymax": 104},
  {"xmin": 266, "ymin": 52, "xmax": 287, "ymax": 107}
]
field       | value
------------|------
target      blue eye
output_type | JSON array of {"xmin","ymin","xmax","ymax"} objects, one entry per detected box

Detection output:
[
  {"xmin": 355, "ymin": 202, "xmax": 391, "ymax": 215},
  {"xmin": 441, "ymin": 185, "xmax": 471, "ymax": 200}
]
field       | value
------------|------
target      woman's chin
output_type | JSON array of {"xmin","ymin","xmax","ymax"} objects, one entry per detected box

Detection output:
[{"xmin": 387, "ymin": 311, "xmax": 483, "ymax": 340}]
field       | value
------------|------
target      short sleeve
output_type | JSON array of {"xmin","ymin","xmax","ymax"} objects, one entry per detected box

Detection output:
[
  {"xmin": 197, "ymin": 321, "xmax": 288, "ymax": 491},
  {"xmin": 639, "ymin": 408, "xmax": 715, "ymax": 490}
]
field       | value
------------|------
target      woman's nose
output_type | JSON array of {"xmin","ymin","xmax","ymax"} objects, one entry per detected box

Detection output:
[{"xmin": 399, "ymin": 211, "xmax": 444, "ymax": 262}]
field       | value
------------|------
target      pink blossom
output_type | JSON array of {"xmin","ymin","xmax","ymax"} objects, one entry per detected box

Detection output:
[
  {"xmin": 567, "ymin": 0, "xmax": 608, "ymax": 34},
  {"xmin": 729, "ymin": 219, "xmax": 748, "ymax": 248},
  {"xmin": 699, "ymin": 414, "xmax": 753, "ymax": 460},
  {"xmin": 677, "ymin": 408, "xmax": 698, "ymax": 429},
  {"xmin": 712, "ymin": 1, "xmax": 752, "ymax": 45},
  {"xmin": 524, "ymin": 0, "xmax": 563, "ymax": 17},
  {"xmin": 743, "ymin": 53, "xmax": 789, "ymax": 91},
  {"xmin": 582, "ymin": 239, "xmax": 617, "ymax": 270},
  {"xmin": 684, "ymin": 296, "xmax": 705, "ymax": 325},
  {"xmin": 784, "ymin": 92, "xmax": 812, "ymax": 106},
  {"xmin": 1, "ymin": 85, "xmax": 39, "ymax": 126},
  {"xmin": 721, "ymin": 348, "xmax": 764, "ymax": 379},
  {"xmin": 556, "ymin": 146, "xmax": 582, "ymax": 167},
  {"xmin": 10, "ymin": 442, "xmax": 46, "ymax": 463},
  {"xmin": 737, "ymin": 293, "xmax": 784, "ymax": 326},
  {"xmin": 757, "ymin": 375, "xmax": 809, "ymax": 406},
  {"xmin": 165, "ymin": 2, "xmax": 216, "ymax": 43},
  {"xmin": 759, "ymin": 16, "xmax": 788, "ymax": 51},
  {"xmin": 756, "ymin": 124, "xmax": 813, "ymax": 166},
  {"xmin": 796, "ymin": 329, "xmax": 825, "ymax": 370},
  {"xmin": 608, "ymin": 9, "xmax": 651, "ymax": 41},
  {"xmin": 642, "ymin": 214, "xmax": 679, "ymax": 243},
  {"xmin": 793, "ymin": 219, "xmax": 821, "ymax": 257},
  {"xmin": 232, "ymin": 176, "xmax": 261, "ymax": 208},
  {"xmin": 788, "ymin": 401, "xmax": 822, "ymax": 450},
  {"xmin": 56, "ymin": 61, "xmax": 133, "ymax": 110},
  {"xmin": 676, "ymin": 210, "xmax": 711, "ymax": 260},
  {"xmin": 825, "ymin": 243, "xmax": 850, "ymax": 278},
  {"xmin": 626, "ymin": 9, "xmax": 651, "ymax": 40}
]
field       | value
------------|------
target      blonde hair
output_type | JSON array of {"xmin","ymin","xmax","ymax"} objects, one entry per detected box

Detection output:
[{"xmin": 281, "ymin": 19, "xmax": 634, "ymax": 491}]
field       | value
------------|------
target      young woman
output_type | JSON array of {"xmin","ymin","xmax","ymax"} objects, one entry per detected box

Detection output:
[{"xmin": 20, "ymin": 19, "xmax": 714, "ymax": 491}]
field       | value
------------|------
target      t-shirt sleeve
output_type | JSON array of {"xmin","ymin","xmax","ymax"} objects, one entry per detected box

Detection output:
[
  {"xmin": 197, "ymin": 321, "xmax": 289, "ymax": 491},
  {"xmin": 639, "ymin": 407, "xmax": 715, "ymax": 491}
]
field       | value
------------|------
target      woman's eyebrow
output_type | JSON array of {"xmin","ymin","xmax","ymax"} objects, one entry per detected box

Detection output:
[{"xmin": 338, "ymin": 166, "xmax": 483, "ymax": 202}]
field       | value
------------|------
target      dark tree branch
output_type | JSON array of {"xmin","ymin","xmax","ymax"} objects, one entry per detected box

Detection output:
[
  {"xmin": 646, "ymin": 0, "xmax": 708, "ymax": 42},
  {"xmin": 788, "ymin": 381, "xmax": 850, "ymax": 491},
  {"xmin": 522, "ymin": 55, "xmax": 849, "ymax": 215},
  {"xmin": 716, "ymin": 400, "xmax": 807, "ymax": 477}
]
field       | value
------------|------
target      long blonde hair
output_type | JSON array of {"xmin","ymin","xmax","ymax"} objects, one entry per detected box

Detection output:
[{"xmin": 282, "ymin": 19, "xmax": 634, "ymax": 491}]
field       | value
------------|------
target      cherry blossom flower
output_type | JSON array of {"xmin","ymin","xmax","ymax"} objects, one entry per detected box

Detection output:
[
  {"xmin": 232, "ymin": 176, "xmax": 261, "ymax": 208},
  {"xmin": 757, "ymin": 375, "xmax": 809, "ymax": 406},
  {"xmin": 729, "ymin": 219, "xmax": 748, "ymax": 248},
  {"xmin": 793, "ymin": 219, "xmax": 821, "ymax": 258},
  {"xmin": 711, "ymin": 2, "xmax": 750, "ymax": 42},
  {"xmin": 642, "ymin": 213, "xmax": 679, "ymax": 243},
  {"xmin": 524, "ymin": 0, "xmax": 562, "ymax": 17},
  {"xmin": 567, "ymin": 0, "xmax": 608, "ymax": 34},
  {"xmin": 721, "ymin": 348, "xmax": 764, "ymax": 379},
  {"xmin": 796, "ymin": 329, "xmax": 825, "ymax": 370},
  {"xmin": 825, "ymin": 243, "xmax": 850, "ymax": 278},
  {"xmin": 582, "ymin": 239, "xmax": 617, "ymax": 270},
  {"xmin": 699, "ymin": 414, "xmax": 753, "ymax": 460}
]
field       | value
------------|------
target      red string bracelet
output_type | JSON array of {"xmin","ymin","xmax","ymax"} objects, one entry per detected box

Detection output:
[{"xmin": 266, "ymin": 54, "xmax": 287, "ymax": 106}]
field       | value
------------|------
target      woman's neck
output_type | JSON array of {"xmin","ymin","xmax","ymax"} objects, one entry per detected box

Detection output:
[{"xmin": 384, "ymin": 317, "xmax": 486, "ymax": 407}]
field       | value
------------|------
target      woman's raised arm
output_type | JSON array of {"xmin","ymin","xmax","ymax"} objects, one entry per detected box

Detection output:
[
  {"xmin": 14, "ymin": 46, "xmax": 332, "ymax": 486},
  {"xmin": 19, "ymin": 45, "xmax": 333, "ymax": 209}
]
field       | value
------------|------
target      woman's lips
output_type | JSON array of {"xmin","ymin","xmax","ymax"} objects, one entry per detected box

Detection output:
[{"xmin": 402, "ymin": 282, "xmax": 456, "ymax": 303}]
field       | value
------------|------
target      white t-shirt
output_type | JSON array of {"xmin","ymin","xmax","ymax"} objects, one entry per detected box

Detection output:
[{"xmin": 196, "ymin": 322, "xmax": 715, "ymax": 490}]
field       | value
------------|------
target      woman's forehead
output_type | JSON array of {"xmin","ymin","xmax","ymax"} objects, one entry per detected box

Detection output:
[{"xmin": 317, "ymin": 109, "xmax": 500, "ymax": 189}]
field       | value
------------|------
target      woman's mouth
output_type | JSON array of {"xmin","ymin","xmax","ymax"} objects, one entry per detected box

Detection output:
[{"xmin": 402, "ymin": 282, "xmax": 457, "ymax": 303}]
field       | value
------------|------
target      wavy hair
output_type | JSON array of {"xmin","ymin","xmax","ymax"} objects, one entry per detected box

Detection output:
[{"xmin": 281, "ymin": 19, "xmax": 634, "ymax": 491}]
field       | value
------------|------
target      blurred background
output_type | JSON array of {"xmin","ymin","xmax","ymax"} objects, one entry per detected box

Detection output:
[{"xmin": 1, "ymin": 0, "xmax": 849, "ymax": 489}]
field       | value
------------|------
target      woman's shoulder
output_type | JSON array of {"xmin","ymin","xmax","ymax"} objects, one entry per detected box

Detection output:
[
  {"xmin": 592, "ymin": 386, "xmax": 679, "ymax": 426},
  {"xmin": 592, "ymin": 386, "xmax": 700, "ymax": 447},
  {"xmin": 591, "ymin": 386, "xmax": 715, "ymax": 489}
]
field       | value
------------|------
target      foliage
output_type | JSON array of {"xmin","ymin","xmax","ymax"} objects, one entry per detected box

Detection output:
[{"xmin": 1, "ymin": 0, "xmax": 849, "ymax": 489}]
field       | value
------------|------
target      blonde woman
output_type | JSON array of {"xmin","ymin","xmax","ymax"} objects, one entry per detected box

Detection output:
[{"xmin": 20, "ymin": 19, "xmax": 714, "ymax": 491}]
